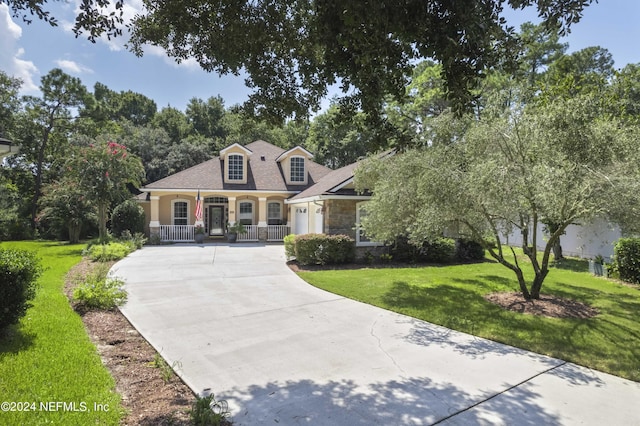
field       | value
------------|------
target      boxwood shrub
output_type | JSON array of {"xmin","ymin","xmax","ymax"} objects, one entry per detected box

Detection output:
[
  {"xmin": 294, "ymin": 234, "xmax": 355, "ymax": 265},
  {"xmin": 613, "ymin": 238, "xmax": 640, "ymax": 284},
  {"xmin": 0, "ymin": 249, "xmax": 43, "ymax": 330}
]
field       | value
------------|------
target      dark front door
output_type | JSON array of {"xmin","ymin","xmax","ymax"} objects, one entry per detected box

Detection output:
[{"xmin": 209, "ymin": 206, "xmax": 224, "ymax": 235}]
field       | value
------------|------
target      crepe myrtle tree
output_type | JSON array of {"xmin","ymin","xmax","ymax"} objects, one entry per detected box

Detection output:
[
  {"xmin": 355, "ymin": 95, "xmax": 640, "ymax": 300},
  {"xmin": 67, "ymin": 141, "xmax": 144, "ymax": 242}
]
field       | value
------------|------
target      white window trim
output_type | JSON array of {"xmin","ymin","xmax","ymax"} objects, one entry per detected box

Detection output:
[
  {"xmin": 238, "ymin": 200, "xmax": 255, "ymax": 224},
  {"xmin": 356, "ymin": 201, "xmax": 381, "ymax": 247},
  {"xmin": 171, "ymin": 199, "xmax": 191, "ymax": 226},
  {"xmin": 227, "ymin": 153, "xmax": 244, "ymax": 181},
  {"xmin": 290, "ymin": 155, "xmax": 306, "ymax": 183},
  {"xmin": 267, "ymin": 200, "xmax": 284, "ymax": 224}
]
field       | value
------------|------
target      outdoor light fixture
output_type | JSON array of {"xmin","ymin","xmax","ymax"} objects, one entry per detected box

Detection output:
[{"xmin": 0, "ymin": 134, "xmax": 19, "ymax": 159}]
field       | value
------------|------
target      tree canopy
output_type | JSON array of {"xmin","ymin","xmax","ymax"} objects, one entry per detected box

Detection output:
[{"xmin": 5, "ymin": 0, "xmax": 595, "ymax": 121}]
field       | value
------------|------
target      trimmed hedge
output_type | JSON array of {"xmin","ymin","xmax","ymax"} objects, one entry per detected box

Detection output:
[
  {"xmin": 0, "ymin": 249, "xmax": 43, "ymax": 330},
  {"xmin": 283, "ymin": 234, "xmax": 296, "ymax": 260},
  {"xmin": 294, "ymin": 234, "xmax": 355, "ymax": 265},
  {"xmin": 613, "ymin": 238, "xmax": 640, "ymax": 284},
  {"xmin": 391, "ymin": 236, "xmax": 485, "ymax": 264}
]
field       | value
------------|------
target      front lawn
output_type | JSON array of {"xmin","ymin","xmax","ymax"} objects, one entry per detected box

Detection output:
[
  {"xmin": 297, "ymin": 256, "xmax": 640, "ymax": 382},
  {"xmin": 0, "ymin": 241, "xmax": 123, "ymax": 425}
]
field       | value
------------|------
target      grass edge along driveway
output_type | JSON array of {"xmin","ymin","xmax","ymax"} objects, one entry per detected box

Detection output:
[
  {"xmin": 297, "ymin": 256, "xmax": 640, "ymax": 382},
  {"xmin": 0, "ymin": 241, "xmax": 123, "ymax": 425}
]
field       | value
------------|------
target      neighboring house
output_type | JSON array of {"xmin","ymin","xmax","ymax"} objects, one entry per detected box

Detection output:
[
  {"xmin": 505, "ymin": 217, "xmax": 622, "ymax": 261},
  {"xmin": 138, "ymin": 139, "xmax": 380, "ymax": 247}
]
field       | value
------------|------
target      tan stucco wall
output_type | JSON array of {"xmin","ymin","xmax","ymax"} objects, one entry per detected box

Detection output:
[{"xmin": 143, "ymin": 191, "xmax": 292, "ymax": 228}]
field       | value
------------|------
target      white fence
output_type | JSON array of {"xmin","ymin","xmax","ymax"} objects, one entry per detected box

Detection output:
[
  {"xmin": 268, "ymin": 225, "xmax": 290, "ymax": 241},
  {"xmin": 159, "ymin": 225, "xmax": 194, "ymax": 242},
  {"xmin": 237, "ymin": 225, "xmax": 259, "ymax": 242}
]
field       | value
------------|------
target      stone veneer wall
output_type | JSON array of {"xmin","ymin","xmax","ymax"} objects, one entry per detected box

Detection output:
[{"xmin": 324, "ymin": 199, "xmax": 358, "ymax": 239}]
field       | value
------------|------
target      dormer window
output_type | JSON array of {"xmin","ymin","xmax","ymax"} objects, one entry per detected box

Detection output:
[
  {"xmin": 290, "ymin": 156, "xmax": 305, "ymax": 183},
  {"xmin": 228, "ymin": 154, "xmax": 244, "ymax": 181}
]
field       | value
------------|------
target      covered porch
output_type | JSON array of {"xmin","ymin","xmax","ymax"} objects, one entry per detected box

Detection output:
[{"xmin": 143, "ymin": 191, "xmax": 291, "ymax": 243}]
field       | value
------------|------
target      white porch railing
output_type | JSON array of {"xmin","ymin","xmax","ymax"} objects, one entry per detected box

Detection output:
[
  {"xmin": 157, "ymin": 224, "xmax": 289, "ymax": 242},
  {"xmin": 268, "ymin": 225, "xmax": 290, "ymax": 241},
  {"xmin": 159, "ymin": 225, "xmax": 194, "ymax": 242},
  {"xmin": 237, "ymin": 225, "xmax": 259, "ymax": 242}
]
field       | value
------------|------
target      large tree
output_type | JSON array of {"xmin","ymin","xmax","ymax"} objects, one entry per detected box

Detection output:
[
  {"xmin": 17, "ymin": 69, "xmax": 92, "ymax": 228},
  {"xmin": 356, "ymin": 94, "xmax": 640, "ymax": 300},
  {"xmin": 5, "ymin": 0, "xmax": 595, "ymax": 121}
]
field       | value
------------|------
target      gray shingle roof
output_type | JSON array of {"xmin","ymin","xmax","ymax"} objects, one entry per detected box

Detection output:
[
  {"xmin": 143, "ymin": 140, "xmax": 332, "ymax": 192},
  {"xmin": 289, "ymin": 162, "xmax": 360, "ymax": 200}
]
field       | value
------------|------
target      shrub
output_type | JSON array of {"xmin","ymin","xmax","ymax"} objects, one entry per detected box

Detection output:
[
  {"xmin": 423, "ymin": 237, "xmax": 456, "ymax": 263},
  {"xmin": 73, "ymin": 263, "xmax": 127, "ymax": 310},
  {"xmin": 0, "ymin": 249, "xmax": 43, "ymax": 330},
  {"xmin": 86, "ymin": 242, "xmax": 132, "ymax": 262},
  {"xmin": 294, "ymin": 234, "xmax": 356, "ymax": 265},
  {"xmin": 612, "ymin": 238, "xmax": 640, "ymax": 284},
  {"xmin": 283, "ymin": 234, "xmax": 296, "ymax": 260},
  {"xmin": 111, "ymin": 199, "xmax": 145, "ymax": 237},
  {"xmin": 455, "ymin": 239, "xmax": 485, "ymax": 261}
]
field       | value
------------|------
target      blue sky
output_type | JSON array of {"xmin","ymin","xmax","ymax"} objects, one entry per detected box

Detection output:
[{"xmin": 1, "ymin": 0, "xmax": 639, "ymax": 113}]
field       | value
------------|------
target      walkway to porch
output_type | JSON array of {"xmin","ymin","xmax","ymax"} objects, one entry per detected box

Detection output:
[{"xmin": 158, "ymin": 225, "xmax": 290, "ymax": 243}]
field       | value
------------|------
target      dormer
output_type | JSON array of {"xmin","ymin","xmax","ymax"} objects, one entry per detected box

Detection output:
[
  {"xmin": 276, "ymin": 146, "xmax": 314, "ymax": 185},
  {"xmin": 220, "ymin": 143, "xmax": 252, "ymax": 184}
]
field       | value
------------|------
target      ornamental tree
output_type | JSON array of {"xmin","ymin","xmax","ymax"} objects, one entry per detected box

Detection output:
[
  {"xmin": 67, "ymin": 141, "xmax": 144, "ymax": 241},
  {"xmin": 356, "ymin": 94, "xmax": 640, "ymax": 300}
]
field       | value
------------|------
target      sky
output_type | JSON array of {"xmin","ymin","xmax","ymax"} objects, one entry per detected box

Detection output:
[{"xmin": 1, "ymin": 0, "xmax": 639, "ymax": 113}]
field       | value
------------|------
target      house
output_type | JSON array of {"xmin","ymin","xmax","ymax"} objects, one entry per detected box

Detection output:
[{"xmin": 138, "ymin": 139, "xmax": 380, "ymax": 247}]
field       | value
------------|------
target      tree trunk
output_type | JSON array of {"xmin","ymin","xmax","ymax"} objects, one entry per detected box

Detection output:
[
  {"xmin": 97, "ymin": 202, "xmax": 108, "ymax": 242},
  {"xmin": 552, "ymin": 239, "xmax": 563, "ymax": 260},
  {"xmin": 68, "ymin": 223, "xmax": 81, "ymax": 244},
  {"xmin": 515, "ymin": 268, "xmax": 532, "ymax": 300}
]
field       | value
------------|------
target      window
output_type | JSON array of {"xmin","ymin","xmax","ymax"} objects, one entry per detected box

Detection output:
[
  {"xmin": 238, "ymin": 201, "xmax": 253, "ymax": 225},
  {"xmin": 204, "ymin": 196, "xmax": 228, "ymax": 204},
  {"xmin": 172, "ymin": 200, "xmax": 189, "ymax": 226},
  {"xmin": 290, "ymin": 157, "xmax": 305, "ymax": 183},
  {"xmin": 356, "ymin": 202, "xmax": 379, "ymax": 246},
  {"xmin": 228, "ymin": 154, "xmax": 244, "ymax": 181},
  {"xmin": 268, "ymin": 202, "xmax": 282, "ymax": 225}
]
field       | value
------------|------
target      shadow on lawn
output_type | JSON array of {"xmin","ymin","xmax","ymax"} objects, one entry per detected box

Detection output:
[
  {"xmin": 0, "ymin": 324, "xmax": 35, "ymax": 355},
  {"xmin": 222, "ymin": 375, "xmax": 561, "ymax": 426}
]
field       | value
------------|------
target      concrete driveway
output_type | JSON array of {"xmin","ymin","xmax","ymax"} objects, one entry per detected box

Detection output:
[{"xmin": 113, "ymin": 244, "xmax": 640, "ymax": 425}]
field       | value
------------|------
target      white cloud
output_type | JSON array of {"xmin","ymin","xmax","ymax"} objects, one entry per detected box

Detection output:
[
  {"xmin": 0, "ymin": 4, "xmax": 39, "ymax": 92},
  {"xmin": 55, "ymin": 59, "xmax": 93, "ymax": 75}
]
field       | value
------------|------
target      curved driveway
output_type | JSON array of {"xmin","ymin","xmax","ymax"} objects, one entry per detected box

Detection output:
[{"xmin": 113, "ymin": 244, "xmax": 640, "ymax": 425}]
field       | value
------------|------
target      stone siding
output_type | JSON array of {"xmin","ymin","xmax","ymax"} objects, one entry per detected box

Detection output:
[{"xmin": 324, "ymin": 199, "xmax": 358, "ymax": 239}]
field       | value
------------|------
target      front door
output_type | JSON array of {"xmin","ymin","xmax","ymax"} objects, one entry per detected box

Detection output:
[{"xmin": 209, "ymin": 206, "xmax": 224, "ymax": 235}]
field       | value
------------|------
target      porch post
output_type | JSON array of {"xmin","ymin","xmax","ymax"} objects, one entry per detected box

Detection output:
[
  {"xmin": 258, "ymin": 197, "xmax": 268, "ymax": 241},
  {"xmin": 149, "ymin": 195, "xmax": 160, "ymax": 238},
  {"xmin": 228, "ymin": 196, "xmax": 237, "ymax": 224}
]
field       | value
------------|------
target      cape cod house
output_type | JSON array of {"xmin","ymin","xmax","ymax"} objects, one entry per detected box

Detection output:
[{"xmin": 138, "ymin": 139, "xmax": 378, "ymax": 246}]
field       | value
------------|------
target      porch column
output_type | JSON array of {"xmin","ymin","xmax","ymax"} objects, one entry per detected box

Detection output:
[
  {"xmin": 149, "ymin": 195, "xmax": 160, "ymax": 237},
  {"xmin": 227, "ymin": 196, "xmax": 237, "ymax": 224},
  {"xmin": 258, "ymin": 197, "xmax": 267, "ymax": 227},
  {"xmin": 258, "ymin": 197, "xmax": 268, "ymax": 241}
]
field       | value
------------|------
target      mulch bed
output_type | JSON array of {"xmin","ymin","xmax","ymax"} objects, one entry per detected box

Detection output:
[
  {"xmin": 484, "ymin": 292, "xmax": 599, "ymax": 319},
  {"xmin": 65, "ymin": 259, "xmax": 198, "ymax": 425}
]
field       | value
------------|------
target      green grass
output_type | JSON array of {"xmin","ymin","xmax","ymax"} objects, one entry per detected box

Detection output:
[
  {"xmin": 0, "ymin": 241, "xmax": 123, "ymax": 425},
  {"xmin": 298, "ymin": 255, "xmax": 640, "ymax": 382}
]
